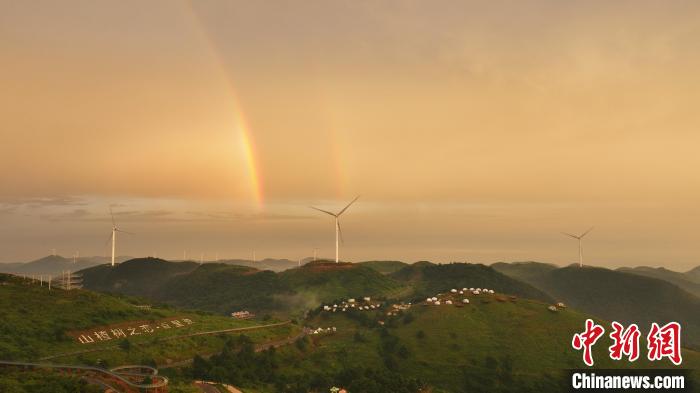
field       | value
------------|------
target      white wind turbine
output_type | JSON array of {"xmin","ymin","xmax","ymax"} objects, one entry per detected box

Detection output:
[
  {"xmin": 108, "ymin": 208, "xmax": 133, "ymax": 267},
  {"xmin": 310, "ymin": 196, "xmax": 359, "ymax": 263},
  {"xmin": 561, "ymin": 227, "xmax": 594, "ymax": 268}
]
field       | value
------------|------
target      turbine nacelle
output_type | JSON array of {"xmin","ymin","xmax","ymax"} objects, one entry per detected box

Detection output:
[
  {"xmin": 561, "ymin": 227, "xmax": 594, "ymax": 268},
  {"xmin": 310, "ymin": 196, "xmax": 360, "ymax": 263}
]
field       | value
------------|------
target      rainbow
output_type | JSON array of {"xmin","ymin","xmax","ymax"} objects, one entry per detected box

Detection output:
[{"xmin": 181, "ymin": 2, "xmax": 264, "ymax": 208}]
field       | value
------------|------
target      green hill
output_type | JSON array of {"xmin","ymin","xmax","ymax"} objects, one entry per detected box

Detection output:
[
  {"xmin": 278, "ymin": 261, "xmax": 410, "ymax": 303},
  {"xmin": 494, "ymin": 263, "xmax": 700, "ymax": 348},
  {"xmin": 491, "ymin": 261, "xmax": 558, "ymax": 282},
  {"xmin": 358, "ymin": 260, "xmax": 409, "ymax": 274},
  {"xmin": 80, "ymin": 257, "xmax": 200, "ymax": 297},
  {"xmin": 80, "ymin": 259, "xmax": 410, "ymax": 317},
  {"xmin": 618, "ymin": 266, "xmax": 700, "ymax": 298},
  {"xmin": 157, "ymin": 263, "xmax": 292, "ymax": 314},
  {"xmin": 218, "ymin": 258, "xmax": 301, "ymax": 272},
  {"xmin": 391, "ymin": 262, "xmax": 554, "ymax": 303},
  {"xmin": 687, "ymin": 266, "xmax": 700, "ymax": 283},
  {"xmin": 0, "ymin": 273, "xmax": 295, "ymax": 366},
  {"xmin": 190, "ymin": 294, "xmax": 700, "ymax": 393}
]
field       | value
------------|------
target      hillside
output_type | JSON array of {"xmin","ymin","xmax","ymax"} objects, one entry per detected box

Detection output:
[
  {"xmin": 491, "ymin": 261, "xmax": 558, "ymax": 282},
  {"xmin": 618, "ymin": 266, "xmax": 700, "ymax": 298},
  {"xmin": 80, "ymin": 259, "xmax": 410, "ymax": 317},
  {"xmin": 80, "ymin": 257, "xmax": 200, "ymax": 297},
  {"xmin": 157, "ymin": 263, "xmax": 292, "ymax": 314},
  {"xmin": 391, "ymin": 262, "xmax": 553, "ymax": 303},
  {"xmin": 687, "ymin": 266, "xmax": 700, "ymax": 283},
  {"xmin": 217, "ymin": 258, "xmax": 302, "ymax": 272},
  {"xmin": 0, "ymin": 255, "xmax": 123, "ymax": 276},
  {"xmin": 358, "ymin": 260, "xmax": 409, "ymax": 274},
  {"xmin": 0, "ymin": 273, "xmax": 295, "ymax": 366},
  {"xmin": 190, "ymin": 294, "xmax": 700, "ymax": 393},
  {"xmin": 494, "ymin": 263, "xmax": 700, "ymax": 348},
  {"xmin": 279, "ymin": 261, "xmax": 410, "ymax": 303}
]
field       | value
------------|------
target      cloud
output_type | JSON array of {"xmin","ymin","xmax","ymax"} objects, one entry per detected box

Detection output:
[
  {"xmin": 0, "ymin": 196, "xmax": 87, "ymax": 208},
  {"xmin": 39, "ymin": 208, "xmax": 314, "ymax": 223},
  {"xmin": 186, "ymin": 211, "xmax": 315, "ymax": 222}
]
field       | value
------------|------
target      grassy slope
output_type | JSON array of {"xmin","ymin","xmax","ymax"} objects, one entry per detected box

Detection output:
[
  {"xmin": 156, "ymin": 263, "xmax": 292, "ymax": 314},
  {"xmin": 619, "ymin": 266, "xmax": 700, "ymax": 297},
  {"xmin": 81, "ymin": 260, "xmax": 412, "ymax": 317},
  {"xmin": 80, "ymin": 258, "xmax": 199, "ymax": 297},
  {"xmin": 278, "ymin": 262, "xmax": 411, "ymax": 304},
  {"xmin": 276, "ymin": 297, "xmax": 700, "ymax": 393},
  {"xmin": 0, "ymin": 273, "xmax": 296, "ymax": 367},
  {"xmin": 687, "ymin": 266, "xmax": 700, "ymax": 283},
  {"xmin": 494, "ymin": 263, "xmax": 700, "ymax": 348},
  {"xmin": 391, "ymin": 262, "xmax": 554, "ymax": 303},
  {"xmin": 358, "ymin": 260, "xmax": 409, "ymax": 275}
]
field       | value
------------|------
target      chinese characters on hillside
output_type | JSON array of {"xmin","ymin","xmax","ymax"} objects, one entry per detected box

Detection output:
[
  {"xmin": 572, "ymin": 319, "xmax": 682, "ymax": 366},
  {"xmin": 75, "ymin": 318, "xmax": 194, "ymax": 344}
]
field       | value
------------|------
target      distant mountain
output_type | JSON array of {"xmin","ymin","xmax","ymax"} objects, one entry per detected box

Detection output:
[
  {"xmin": 358, "ymin": 260, "xmax": 409, "ymax": 274},
  {"xmin": 493, "ymin": 263, "xmax": 700, "ymax": 348},
  {"xmin": 491, "ymin": 261, "xmax": 558, "ymax": 282},
  {"xmin": 618, "ymin": 266, "xmax": 700, "ymax": 298},
  {"xmin": 79, "ymin": 259, "xmax": 409, "ymax": 316},
  {"xmin": 391, "ymin": 262, "xmax": 554, "ymax": 303},
  {"xmin": 0, "ymin": 255, "xmax": 130, "ymax": 276},
  {"xmin": 687, "ymin": 266, "xmax": 700, "ymax": 283},
  {"xmin": 216, "ymin": 258, "xmax": 302, "ymax": 272}
]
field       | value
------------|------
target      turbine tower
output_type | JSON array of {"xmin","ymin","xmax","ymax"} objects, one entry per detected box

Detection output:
[
  {"xmin": 108, "ymin": 208, "xmax": 132, "ymax": 267},
  {"xmin": 310, "ymin": 196, "xmax": 359, "ymax": 263},
  {"xmin": 561, "ymin": 227, "xmax": 594, "ymax": 268}
]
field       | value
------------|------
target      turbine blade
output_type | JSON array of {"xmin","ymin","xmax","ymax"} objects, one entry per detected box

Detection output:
[
  {"xmin": 561, "ymin": 232, "xmax": 579, "ymax": 239},
  {"xmin": 116, "ymin": 229, "xmax": 134, "ymax": 235},
  {"xmin": 580, "ymin": 226, "xmax": 594, "ymax": 238},
  {"xmin": 337, "ymin": 220, "xmax": 344, "ymax": 244},
  {"xmin": 110, "ymin": 207, "xmax": 116, "ymax": 227},
  {"xmin": 337, "ymin": 195, "xmax": 360, "ymax": 216},
  {"xmin": 310, "ymin": 206, "xmax": 337, "ymax": 217}
]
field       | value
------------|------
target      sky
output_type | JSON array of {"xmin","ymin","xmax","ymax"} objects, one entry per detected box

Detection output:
[{"xmin": 1, "ymin": 0, "xmax": 700, "ymax": 270}]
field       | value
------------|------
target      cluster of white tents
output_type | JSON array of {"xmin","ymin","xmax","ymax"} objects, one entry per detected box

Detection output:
[
  {"xmin": 322, "ymin": 297, "xmax": 381, "ymax": 313},
  {"xmin": 385, "ymin": 302, "xmax": 412, "ymax": 317},
  {"xmin": 426, "ymin": 287, "xmax": 497, "ymax": 306},
  {"xmin": 548, "ymin": 302, "xmax": 567, "ymax": 312},
  {"xmin": 310, "ymin": 326, "xmax": 337, "ymax": 335}
]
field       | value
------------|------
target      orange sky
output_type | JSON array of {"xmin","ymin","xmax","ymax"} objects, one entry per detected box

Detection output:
[{"xmin": 1, "ymin": 1, "xmax": 700, "ymax": 269}]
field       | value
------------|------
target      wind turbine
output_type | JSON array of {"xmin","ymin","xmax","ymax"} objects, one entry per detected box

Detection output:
[
  {"xmin": 108, "ymin": 208, "xmax": 132, "ymax": 267},
  {"xmin": 310, "ymin": 196, "xmax": 359, "ymax": 263},
  {"xmin": 561, "ymin": 227, "xmax": 594, "ymax": 268}
]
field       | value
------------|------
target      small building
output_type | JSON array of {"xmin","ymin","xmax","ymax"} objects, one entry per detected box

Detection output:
[{"xmin": 231, "ymin": 311, "xmax": 254, "ymax": 319}]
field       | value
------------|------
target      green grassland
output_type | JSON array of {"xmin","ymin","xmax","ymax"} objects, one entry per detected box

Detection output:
[
  {"xmin": 0, "ymin": 273, "xmax": 299, "ymax": 368},
  {"xmin": 358, "ymin": 260, "xmax": 409, "ymax": 275},
  {"xmin": 269, "ymin": 294, "xmax": 700, "ymax": 393},
  {"xmin": 493, "ymin": 263, "xmax": 700, "ymax": 348},
  {"xmin": 391, "ymin": 262, "xmax": 553, "ymax": 303},
  {"xmin": 278, "ymin": 262, "xmax": 412, "ymax": 304},
  {"xmin": 80, "ymin": 260, "xmax": 414, "ymax": 318}
]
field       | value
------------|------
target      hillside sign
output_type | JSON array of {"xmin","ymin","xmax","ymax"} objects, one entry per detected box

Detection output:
[{"xmin": 71, "ymin": 317, "xmax": 195, "ymax": 345}]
